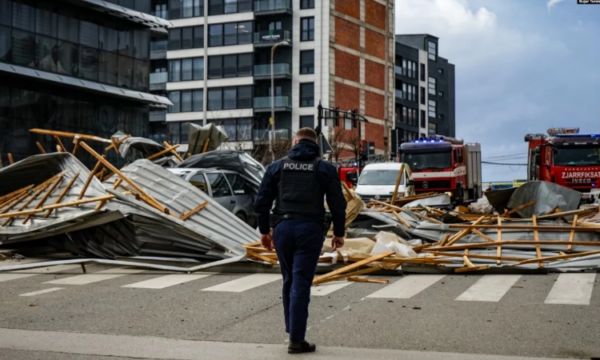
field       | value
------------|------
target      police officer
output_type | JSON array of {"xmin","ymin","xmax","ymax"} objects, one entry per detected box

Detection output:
[{"xmin": 254, "ymin": 128, "xmax": 347, "ymax": 354}]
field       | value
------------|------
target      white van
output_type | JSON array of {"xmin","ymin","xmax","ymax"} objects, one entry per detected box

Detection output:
[{"xmin": 354, "ymin": 163, "xmax": 415, "ymax": 203}]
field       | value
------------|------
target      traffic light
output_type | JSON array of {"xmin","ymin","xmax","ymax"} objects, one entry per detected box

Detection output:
[{"xmin": 359, "ymin": 140, "xmax": 368, "ymax": 160}]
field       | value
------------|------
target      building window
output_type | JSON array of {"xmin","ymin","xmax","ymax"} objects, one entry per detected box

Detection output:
[
  {"xmin": 420, "ymin": 110, "xmax": 426, "ymax": 128},
  {"xmin": 438, "ymin": 68, "xmax": 444, "ymax": 75},
  {"xmin": 300, "ymin": 115, "xmax": 314, "ymax": 129},
  {"xmin": 428, "ymin": 99, "xmax": 436, "ymax": 118},
  {"xmin": 428, "ymin": 40, "xmax": 437, "ymax": 61},
  {"xmin": 438, "ymin": 91, "xmax": 444, "ymax": 97},
  {"xmin": 208, "ymin": 117, "xmax": 253, "ymax": 141},
  {"xmin": 301, "ymin": 17, "xmax": 314, "ymax": 42},
  {"xmin": 439, "ymin": 114, "xmax": 444, "ymax": 120},
  {"xmin": 169, "ymin": 26, "xmax": 203, "ymax": 50},
  {"xmin": 420, "ymin": 87, "xmax": 425, "ymax": 105},
  {"xmin": 208, "ymin": 22, "xmax": 252, "ymax": 47},
  {"xmin": 301, "ymin": 0, "xmax": 315, "ymax": 9},
  {"xmin": 428, "ymin": 77, "xmax": 436, "ymax": 95},
  {"xmin": 300, "ymin": 82, "xmax": 314, "ymax": 107},
  {"xmin": 300, "ymin": 50, "xmax": 314, "ymax": 74},
  {"xmin": 428, "ymin": 122, "xmax": 437, "ymax": 135},
  {"xmin": 401, "ymin": 107, "xmax": 407, "ymax": 123},
  {"xmin": 168, "ymin": 90, "xmax": 203, "ymax": 113},
  {"xmin": 193, "ymin": 89, "xmax": 203, "ymax": 111},
  {"xmin": 420, "ymin": 63, "xmax": 425, "ymax": 81},
  {"xmin": 169, "ymin": 91, "xmax": 181, "ymax": 113},
  {"xmin": 207, "ymin": 86, "xmax": 253, "ymax": 110},
  {"xmin": 207, "ymin": 53, "xmax": 253, "ymax": 79},
  {"xmin": 169, "ymin": 0, "xmax": 204, "ymax": 19},
  {"xmin": 169, "ymin": 57, "xmax": 203, "ymax": 81},
  {"xmin": 208, "ymin": 0, "xmax": 252, "ymax": 16}
]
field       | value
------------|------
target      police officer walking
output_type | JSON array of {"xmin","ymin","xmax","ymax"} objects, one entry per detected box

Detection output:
[{"xmin": 254, "ymin": 128, "xmax": 347, "ymax": 354}]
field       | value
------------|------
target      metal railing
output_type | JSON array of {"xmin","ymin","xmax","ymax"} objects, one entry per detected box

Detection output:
[
  {"xmin": 253, "ymin": 95, "xmax": 291, "ymax": 109},
  {"xmin": 253, "ymin": 63, "xmax": 291, "ymax": 77},
  {"xmin": 151, "ymin": 40, "xmax": 168, "ymax": 52},
  {"xmin": 149, "ymin": 72, "xmax": 168, "ymax": 84},
  {"xmin": 253, "ymin": 128, "xmax": 291, "ymax": 141},
  {"xmin": 253, "ymin": 30, "xmax": 291, "ymax": 44},
  {"xmin": 254, "ymin": 0, "xmax": 292, "ymax": 12}
]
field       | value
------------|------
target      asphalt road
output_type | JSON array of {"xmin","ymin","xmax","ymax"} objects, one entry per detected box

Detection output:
[{"xmin": 0, "ymin": 262, "xmax": 598, "ymax": 360}]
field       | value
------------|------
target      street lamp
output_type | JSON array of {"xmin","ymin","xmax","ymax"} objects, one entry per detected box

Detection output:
[{"xmin": 269, "ymin": 40, "xmax": 289, "ymax": 162}]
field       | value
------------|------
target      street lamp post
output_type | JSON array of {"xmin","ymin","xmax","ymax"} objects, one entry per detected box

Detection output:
[{"xmin": 269, "ymin": 40, "xmax": 289, "ymax": 162}]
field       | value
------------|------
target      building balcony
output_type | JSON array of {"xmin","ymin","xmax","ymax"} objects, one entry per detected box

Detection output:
[
  {"xmin": 254, "ymin": 0, "xmax": 293, "ymax": 16},
  {"xmin": 253, "ymin": 30, "xmax": 292, "ymax": 47},
  {"xmin": 253, "ymin": 63, "xmax": 292, "ymax": 80},
  {"xmin": 152, "ymin": 9, "xmax": 169, "ymax": 19},
  {"xmin": 150, "ymin": 40, "xmax": 167, "ymax": 60},
  {"xmin": 253, "ymin": 95, "xmax": 291, "ymax": 112},
  {"xmin": 150, "ymin": 110, "xmax": 167, "ymax": 122},
  {"xmin": 149, "ymin": 72, "xmax": 168, "ymax": 91},
  {"xmin": 253, "ymin": 128, "xmax": 292, "ymax": 143}
]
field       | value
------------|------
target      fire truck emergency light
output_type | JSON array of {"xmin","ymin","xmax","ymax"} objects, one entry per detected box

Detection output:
[{"xmin": 547, "ymin": 127, "xmax": 580, "ymax": 136}]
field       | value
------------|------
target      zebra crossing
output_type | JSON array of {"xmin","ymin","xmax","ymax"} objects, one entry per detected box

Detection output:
[{"xmin": 1, "ymin": 265, "xmax": 598, "ymax": 306}]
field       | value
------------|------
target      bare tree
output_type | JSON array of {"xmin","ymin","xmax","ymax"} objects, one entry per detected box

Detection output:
[
  {"xmin": 345, "ymin": 130, "xmax": 362, "ymax": 163},
  {"xmin": 328, "ymin": 127, "xmax": 347, "ymax": 163}
]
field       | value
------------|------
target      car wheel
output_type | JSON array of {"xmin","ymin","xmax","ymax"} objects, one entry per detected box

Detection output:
[{"xmin": 235, "ymin": 212, "xmax": 247, "ymax": 224}]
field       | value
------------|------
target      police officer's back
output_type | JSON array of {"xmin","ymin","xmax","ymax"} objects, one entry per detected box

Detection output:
[{"xmin": 254, "ymin": 128, "xmax": 347, "ymax": 354}]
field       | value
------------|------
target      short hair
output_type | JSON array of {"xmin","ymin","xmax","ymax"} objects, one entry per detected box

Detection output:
[{"xmin": 296, "ymin": 128, "xmax": 318, "ymax": 143}]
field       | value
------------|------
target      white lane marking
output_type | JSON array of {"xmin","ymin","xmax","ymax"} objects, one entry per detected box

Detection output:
[
  {"xmin": 456, "ymin": 275, "xmax": 522, "ymax": 302},
  {"xmin": 19, "ymin": 288, "xmax": 64, "ymax": 297},
  {"xmin": 0, "ymin": 265, "xmax": 82, "ymax": 283},
  {"xmin": 367, "ymin": 275, "xmax": 446, "ymax": 299},
  {"xmin": 311, "ymin": 281, "xmax": 353, "ymax": 296},
  {"xmin": 545, "ymin": 273, "xmax": 597, "ymax": 305},
  {"xmin": 122, "ymin": 274, "xmax": 213, "ymax": 289},
  {"xmin": 202, "ymin": 274, "xmax": 281, "ymax": 293},
  {"xmin": 44, "ymin": 268, "xmax": 145, "ymax": 286}
]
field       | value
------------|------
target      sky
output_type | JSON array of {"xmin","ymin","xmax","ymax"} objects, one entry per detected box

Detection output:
[{"xmin": 395, "ymin": 0, "xmax": 600, "ymax": 182}]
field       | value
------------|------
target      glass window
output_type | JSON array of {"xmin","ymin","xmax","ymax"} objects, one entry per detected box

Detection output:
[
  {"xmin": 13, "ymin": 2, "xmax": 35, "ymax": 32},
  {"xmin": 169, "ymin": 60, "xmax": 181, "ymax": 82},
  {"xmin": 168, "ymin": 122, "xmax": 181, "ymax": 143},
  {"xmin": 224, "ymin": 23, "xmax": 237, "ymax": 46},
  {"xmin": 428, "ymin": 99, "xmax": 436, "ymax": 118},
  {"xmin": 99, "ymin": 26, "xmax": 118, "ymax": 52},
  {"xmin": 237, "ymin": 53, "xmax": 252, "ymax": 77},
  {"xmin": 181, "ymin": 90, "xmax": 192, "ymax": 112},
  {"xmin": 237, "ymin": 118, "xmax": 252, "ymax": 141},
  {"xmin": 58, "ymin": 14, "xmax": 79, "ymax": 43},
  {"xmin": 118, "ymin": 30, "xmax": 133, "ymax": 57},
  {"xmin": 99, "ymin": 51, "xmax": 118, "ymax": 85},
  {"xmin": 80, "ymin": 21, "xmax": 99, "ymax": 49},
  {"xmin": 133, "ymin": 59, "xmax": 149, "ymax": 91},
  {"xmin": 208, "ymin": 56, "xmax": 222, "ymax": 79},
  {"xmin": 420, "ymin": 63, "xmax": 425, "ymax": 81},
  {"xmin": 300, "ymin": 115, "xmax": 314, "ymax": 129},
  {"xmin": 223, "ymin": 87, "xmax": 237, "ymax": 109},
  {"xmin": 190, "ymin": 174, "xmax": 208, "ymax": 193},
  {"xmin": 225, "ymin": 0, "xmax": 237, "ymax": 14},
  {"xmin": 420, "ymin": 87, "xmax": 425, "ymax": 105},
  {"xmin": 192, "ymin": 89, "xmax": 203, "ymax": 111},
  {"xmin": 237, "ymin": 86, "xmax": 252, "ymax": 109},
  {"xmin": 0, "ymin": 25, "xmax": 11, "ymax": 62},
  {"xmin": 300, "ymin": 50, "xmax": 314, "ymax": 74},
  {"xmin": 438, "ymin": 68, "xmax": 444, "ymax": 74},
  {"xmin": 300, "ymin": 82, "xmax": 314, "ymax": 107},
  {"xmin": 226, "ymin": 174, "xmax": 247, "ymax": 194},
  {"xmin": 301, "ymin": 17, "xmax": 314, "ymax": 41},
  {"xmin": 207, "ymin": 173, "xmax": 233, "ymax": 197},
  {"xmin": 209, "ymin": 0, "xmax": 223, "ymax": 15},
  {"xmin": 208, "ymin": 88, "xmax": 222, "ymax": 110},
  {"xmin": 133, "ymin": 30, "xmax": 149, "ymax": 59},
  {"xmin": 168, "ymin": 28, "xmax": 181, "ymax": 50},
  {"xmin": 223, "ymin": 54, "xmax": 236, "ymax": 78},
  {"xmin": 193, "ymin": 57, "xmax": 204, "ymax": 80},
  {"xmin": 169, "ymin": 91, "xmax": 181, "ymax": 113},
  {"xmin": 0, "ymin": 0, "xmax": 12, "ymax": 26},
  {"xmin": 428, "ymin": 40, "xmax": 437, "ymax": 60},
  {"xmin": 420, "ymin": 110, "xmax": 426, "ymax": 127},
  {"xmin": 301, "ymin": 0, "xmax": 315, "ymax": 9},
  {"xmin": 33, "ymin": 35, "xmax": 56, "ymax": 72},
  {"xmin": 239, "ymin": 0, "xmax": 252, "ymax": 12},
  {"xmin": 220, "ymin": 118, "xmax": 236, "ymax": 140},
  {"xmin": 428, "ymin": 77, "xmax": 436, "ymax": 95},
  {"xmin": 56, "ymin": 41, "xmax": 79, "ymax": 76},
  {"xmin": 209, "ymin": 24, "xmax": 223, "ymax": 47},
  {"xmin": 79, "ymin": 46, "xmax": 99, "ymax": 82},
  {"xmin": 193, "ymin": 26, "xmax": 204, "ymax": 48},
  {"xmin": 237, "ymin": 21, "xmax": 252, "ymax": 44},
  {"xmin": 36, "ymin": 9, "xmax": 57, "ymax": 37},
  {"xmin": 181, "ymin": 58, "xmax": 193, "ymax": 81},
  {"xmin": 181, "ymin": 27, "xmax": 193, "ymax": 49},
  {"xmin": 183, "ymin": 0, "xmax": 194, "ymax": 17},
  {"xmin": 169, "ymin": 0, "xmax": 182, "ymax": 19},
  {"xmin": 118, "ymin": 55, "xmax": 133, "ymax": 88}
]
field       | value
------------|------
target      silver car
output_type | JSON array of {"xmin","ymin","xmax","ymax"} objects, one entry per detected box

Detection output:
[{"xmin": 167, "ymin": 168, "xmax": 256, "ymax": 227}]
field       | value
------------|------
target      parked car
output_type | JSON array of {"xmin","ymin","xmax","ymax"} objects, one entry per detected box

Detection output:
[
  {"xmin": 167, "ymin": 168, "xmax": 256, "ymax": 227},
  {"xmin": 354, "ymin": 163, "xmax": 415, "ymax": 202}
]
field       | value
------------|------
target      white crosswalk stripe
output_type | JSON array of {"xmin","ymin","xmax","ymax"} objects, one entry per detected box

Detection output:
[
  {"xmin": 44, "ymin": 268, "xmax": 145, "ymax": 286},
  {"xmin": 202, "ymin": 274, "xmax": 281, "ymax": 293},
  {"xmin": 122, "ymin": 274, "xmax": 213, "ymax": 289},
  {"xmin": 0, "ymin": 265, "xmax": 83, "ymax": 283},
  {"xmin": 456, "ymin": 275, "xmax": 522, "ymax": 302},
  {"xmin": 19, "ymin": 287, "xmax": 65, "ymax": 297},
  {"xmin": 545, "ymin": 273, "xmax": 597, "ymax": 305},
  {"xmin": 311, "ymin": 281, "xmax": 353, "ymax": 296},
  {"xmin": 367, "ymin": 275, "xmax": 446, "ymax": 299}
]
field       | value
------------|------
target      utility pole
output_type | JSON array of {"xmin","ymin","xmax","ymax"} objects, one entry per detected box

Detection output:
[{"xmin": 269, "ymin": 40, "xmax": 289, "ymax": 162}]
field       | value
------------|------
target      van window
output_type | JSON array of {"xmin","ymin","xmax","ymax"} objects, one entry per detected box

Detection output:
[
  {"xmin": 206, "ymin": 173, "xmax": 233, "ymax": 197},
  {"xmin": 358, "ymin": 170, "xmax": 403, "ymax": 186},
  {"xmin": 225, "ymin": 174, "xmax": 247, "ymax": 195},
  {"xmin": 190, "ymin": 174, "xmax": 208, "ymax": 193}
]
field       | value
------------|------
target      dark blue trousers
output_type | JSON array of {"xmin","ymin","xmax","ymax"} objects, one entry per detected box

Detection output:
[{"xmin": 273, "ymin": 219, "xmax": 324, "ymax": 343}]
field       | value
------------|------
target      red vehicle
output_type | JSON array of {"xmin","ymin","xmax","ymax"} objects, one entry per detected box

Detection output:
[
  {"xmin": 339, "ymin": 166, "xmax": 360, "ymax": 188},
  {"xmin": 399, "ymin": 136, "xmax": 482, "ymax": 204},
  {"xmin": 525, "ymin": 127, "xmax": 600, "ymax": 202}
]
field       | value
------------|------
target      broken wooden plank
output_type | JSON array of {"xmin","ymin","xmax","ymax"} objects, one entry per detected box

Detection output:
[
  {"xmin": 446, "ymin": 216, "xmax": 486, "ymax": 247},
  {"xmin": 78, "ymin": 158, "xmax": 104, "ymax": 200},
  {"xmin": 313, "ymin": 251, "xmax": 395, "ymax": 285},
  {"xmin": 428, "ymin": 251, "xmax": 526, "ymax": 262},
  {"xmin": 472, "ymin": 229, "xmax": 495, "ymax": 243},
  {"xmin": 54, "ymin": 136, "xmax": 67, "ymax": 152},
  {"xmin": 412, "ymin": 211, "xmax": 444, "ymax": 224},
  {"xmin": 316, "ymin": 266, "xmax": 383, "ymax": 284},
  {"xmin": 243, "ymin": 241, "xmax": 262, "ymax": 248},
  {"xmin": 45, "ymin": 172, "xmax": 80, "ymax": 218},
  {"xmin": 391, "ymin": 211, "xmax": 412, "ymax": 229},
  {"xmin": 347, "ymin": 277, "xmax": 389, "ymax": 284},
  {"xmin": 439, "ymin": 234, "xmax": 451, "ymax": 247},
  {"xmin": 22, "ymin": 175, "xmax": 64, "ymax": 224},
  {"xmin": 390, "ymin": 163, "xmax": 404, "ymax": 205},
  {"xmin": 112, "ymin": 178, "xmax": 123, "ymax": 190},
  {"xmin": 515, "ymin": 250, "xmax": 600, "ymax": 266},
  {"xmin": 247, "ymin": 251, "xmax": 277, "ymax": 265},
  {"xmin": 505, "ymin": 200, "xmax": 536, "ymax": 217},
  {"xmin": 428, "ymin": 240, "xmax": 600, "ymax": 252},
  {"xmin": 29, "ymin": 129, "xmax": 111, "ymax": 144},
  {"xmin": 180, "ymin": 201, "xmax": 209, "ymax": 221},
  {"xmin": 162, "ymin": 141, "xmax": 185, "ymax": 162},
  {"xmin": 72, "ymin": 138, "xmax": 80, "ymax": 155},
  {"xmin": 111, "ymin": 137, "xmax": 120, "ymax": 154},
  {"xmin": 202, "ymin": 138, "xmax": 210, "ymax": 153},
  {"xmin": 105, "ymin": 135, "xmax": 132, "ymax": 151},
  {"xmin": 463, "ymin": 255, "xmax": 475, "ymax": 268},
  {"xmin": 455, "ymin": 265, "xmax": 490, "ymax": 273},
  {"xmin": 567, "ymin": 215, "xmax": 578, "ymax": 253},
  {"xmin": 532, "ymin": 215, "xmax": 543, "ymax": 268},
  {"xmin": 8, "ymin": 153, "xmax": 14, "ymax": 164},
  {"xmin": 147, "ymin": 145, "xmax": 180, "ymax": 161},
  {"xmin": 447, "ymin": 224, "xmax": 600, "ymax": 232},
  {"xmin": 36, "ymin": 141, "xmax": 46, "ymax": 154},
  {"xmin": 0, "ymin": 195, "xmax": 115, "ymax": 219},
  {"xmin": 497, "ymin": 217, "xmax": 502, "ymax": 266},
  {"xmin": 0, "ymin": 185, "xmax": 34, "ymax": 205}
]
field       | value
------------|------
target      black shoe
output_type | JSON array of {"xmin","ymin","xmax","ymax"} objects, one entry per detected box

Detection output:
[{"xmin": 288, "ymin": 340, "xmax": 316, "ymax": 354}]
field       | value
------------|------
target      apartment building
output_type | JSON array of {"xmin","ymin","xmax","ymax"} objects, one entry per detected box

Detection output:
[
  {"xmin": 393, "ymin": 34, "xmax": 455, "ymax": 145},
  {"xmin": 147, "ymin": 0, "xmax": 395, "ymax": 155}
]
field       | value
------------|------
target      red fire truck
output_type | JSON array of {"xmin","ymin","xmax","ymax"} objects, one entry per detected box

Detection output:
[
  {"xmin": 399, "ymin": 135, "xmax": 482, "ymax": 204},
  {"xmin": 525, "ymin": 127, "xmax": 600, "ymax": 202}
]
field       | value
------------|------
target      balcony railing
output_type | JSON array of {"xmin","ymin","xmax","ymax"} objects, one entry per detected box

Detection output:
[
  {"xmin": 253, "ymin": 63, "xmax": 292, "ymax": 78},
  {"xmin": 152, "ymin": 10, "xmax": 169, "ymax": 19},
  {"xmin": 149, "ymin": 72, "xmax": 168, "ymax": 84},
  {"xmin": 253, "ymin": 95, "xmax": 291, "ymax": 109},
  {"xmin": 150, "ymin": 40, "xmax": 168, "ymax": 52},
  {"xmin": 254, "ymin": 0, "xmax": 292, "ymax": 13},
  {"xmin": 253, "ymin": 30, "xmax": 291, "ymax": 45},
  {"xmin": 253, "ymin": 128, "xmax": 292, "ymax": 142},
  {"xmin": 169, "ymin": 6, "xmax": 204, "ymax": 20}
]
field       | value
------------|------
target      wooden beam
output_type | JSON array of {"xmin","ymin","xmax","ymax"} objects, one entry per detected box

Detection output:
[
  {"xmin": 567, "ymin": 215, "xmax": 578, "ymax": 253},
  {"xmin": 36, "ymin": 142, "xmax": 46, "ymax": 154},
  {"xmin": 54, "ymin": 136, "xmax": 67, "ymax": 152},
  {"xmin": 111, "ymin": 137, "xmax": 120, "ymax": 154},
  {"xmin": 147, "ymin": 145, "xmax": 180, "ymax": 161},
  {"xmin": 0, "ymin": 195, "xmax": 115, "ymax": 219},
  {"xmin": 78, "ymin": 159, "xmax": 104, "ymax": 200},
  {"xmin": 446, "ymin": 216, "xmax": 485, "ymax": 247},
  {"xmin": 472, "ymin": 229, "xmax": 495, "ymax": 243},
  {"xmin": 2, "ymin": 178, "xmax": 57, "ymax": 226},
  {"xmin": 447, "ymin": 224, "xmax": 600, "ymax": 232},
  {"xmin": 515, "ymin": 250, "xmax": 600, "ymax": 266},
  {"xmin": 413, "ymin": 211, "xmax": 444, "ymax": 224},
  {"xmin": 112, "ymin": 178, "xmax": 123, "ymax": 190},
  {"xmin": 532, "ymin": 215, "xmax": 543, "ymax": 268},
  {"xmin": 390, "ymin": 163, "xmax": 404, "ymax": 205},
  {"xmin": 347, "ymin": 277, "xmax": 389, "ymax": 284},
  {"xmin": 455, "ymin": 265, "xmax": 490, "ymax": 273},
  {"xmin": 8, "ymin": 153, "xmax": 14, "ymax": 164},
  {"xmin": 202, "ymin": 138, "xmax": 210, "ymax": 153},
  {"xmin": 247, "ymin": 251, "xmax": 278, "ymax": 265},
  {"xmin": 427, "ymin": 240, "xmax": 600, "ymax": 252},
  {"xmin": 44, "ymin": 172, "xmax": 80, "ymax": 218},
  {"xmin": 315, "ymin": 266, "xmax": 382, "ymax": 284},
  {"xmin": 412, "ymin": 242, "xmax": 434, "ymax": 252},
  {"xmin": 29, "ymin": 129, "xmax": 111, "ymax": 144},
  {"xmin": 105, "ymin": 135, "xmax": 131, "ymax": 151},
  {"xmin": 429, "ymin": 251, "xmax": 526, "ymax": 262},
  {"xmin": 180, "ymin": 201, "xmax": 209, "ymax": 221},
  {"xmin": 0, "ymin": 185, "xmax": 34, "ymax": 205},
  {"xmin": 497, "ymin": 217, "xmax": 502, "ymax": 265},
  {"xmin": 102, "ymin": 171, "xmax": 115, "ymax": 182},
  {"xmin": 22, "ymin": 176, "xmax": 64, "ymax": 224},
  {"xmin": 162, "ymin": 141, "xmax": 185, "ymax": 162},
  {"xmin": 391, "ymin": 211, "xmax": 411, "ymax": 228},
  {"xmin": 439, "ymin": 234, "xmax": 451, "ymax": 247},
  {"xmin": 505, "ymin": 200, "xmax": 536, "ymax": 217},
  {"xmin": 313, "ymin": 251, "xmax": 395, "ymax": 285},
  {"xmin": 72, "ymin": 138, "xmax": 80, "ymax": 155},
  {"xmin": 0, "ymin": 191, "xmax": 31, "ymax": 214}
]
